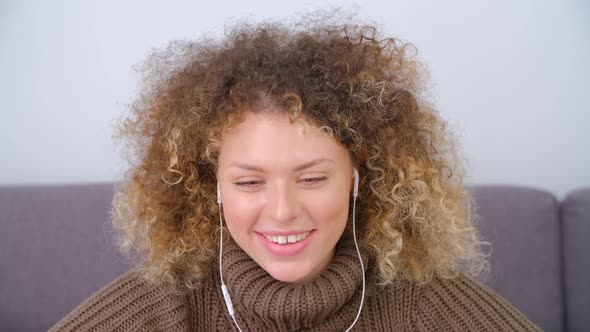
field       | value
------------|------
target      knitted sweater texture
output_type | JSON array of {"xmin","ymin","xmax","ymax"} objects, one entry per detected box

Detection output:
[{"xmin": 50, "ymin": 237, "xmax": 540, "ymax": 331}]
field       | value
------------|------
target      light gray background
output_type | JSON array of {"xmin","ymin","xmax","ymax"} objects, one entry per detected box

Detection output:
[{"xmin": 1, "ymin": 0, "xmax": 588, "ymax": 198}]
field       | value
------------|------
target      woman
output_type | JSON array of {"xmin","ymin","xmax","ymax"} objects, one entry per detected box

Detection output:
[{"xmin": 51, "ymin": 14, "xmax": 540, "ymax": 331}]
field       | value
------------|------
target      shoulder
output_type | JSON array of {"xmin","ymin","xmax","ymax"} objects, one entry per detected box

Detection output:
[
  {"xmin": 411, "ymin": 273, "xmax": 541, "ymax": 332},
  {"xmin": 49, "ymin": 269, "xmax": 192, "ymax": 332}
]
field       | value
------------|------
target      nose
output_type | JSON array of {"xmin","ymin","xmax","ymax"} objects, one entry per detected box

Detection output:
[{"xmin": 267, "ymin": 181, "xmax": 298, "ymax": 223}]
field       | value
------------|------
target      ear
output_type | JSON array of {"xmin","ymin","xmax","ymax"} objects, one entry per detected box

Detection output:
[{"xmin": 356, "ymin": 147, "xmax": 368, "ymax": 165}]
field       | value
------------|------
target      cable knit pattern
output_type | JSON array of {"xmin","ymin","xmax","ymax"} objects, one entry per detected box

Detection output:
[
  {"xmin": 49, "ymin": 271, "xmax": 190, "ymax": 331},
  {"xmin": 50, "ymin": 237, "xmax": 541, "ymax": 331}
]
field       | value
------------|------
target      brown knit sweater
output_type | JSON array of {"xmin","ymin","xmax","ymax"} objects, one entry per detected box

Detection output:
[{"xmin": 50, "ymin": 237, "xmax": 541, "ymax": 331}]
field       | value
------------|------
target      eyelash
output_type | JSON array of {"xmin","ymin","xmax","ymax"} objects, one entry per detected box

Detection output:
[{"xmin": 234, "ymin": 176, "xmax": 328, "ymax": 188}]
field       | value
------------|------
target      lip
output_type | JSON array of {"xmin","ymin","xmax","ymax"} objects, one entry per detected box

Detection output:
[
  {"xmin": 256, "ymin": 230, "xmax": 315, "ymax": 257},
  {"xmin": 257, "ymin": 229, "xmax": 314, "ymax": 236}
]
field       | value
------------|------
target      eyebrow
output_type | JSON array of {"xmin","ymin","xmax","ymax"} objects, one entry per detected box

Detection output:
[{"xmin": 228, "ymin": 158, "xmax": 335, "ymax": 172}]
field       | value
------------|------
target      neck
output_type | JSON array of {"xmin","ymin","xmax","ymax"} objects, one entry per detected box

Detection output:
[{"xmin": 217, "ymin": 234, "xmax": 370, "ymax": 331}]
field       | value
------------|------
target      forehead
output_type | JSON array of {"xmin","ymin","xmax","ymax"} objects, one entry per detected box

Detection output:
[{"xmin": 218, "ymin": 111, "xmax": 350, "ymax": 169}]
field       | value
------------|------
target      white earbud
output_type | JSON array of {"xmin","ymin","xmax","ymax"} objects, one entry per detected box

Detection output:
[
  {"xmin": 217, "ymin": 182, "xmax": 222, "ymax": 205},
  {"xmin": 353, "ymin": 167, "xmax": 359, "ymax": 197}
]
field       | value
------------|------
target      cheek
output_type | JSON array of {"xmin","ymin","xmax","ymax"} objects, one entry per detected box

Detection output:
[
  {"xmin": 222, "ymin": 195, "xmax": 261, "ymax": 231},
  {"xmin": 305, "ymin": 191, "xmax": 350, "ymax": 226}
]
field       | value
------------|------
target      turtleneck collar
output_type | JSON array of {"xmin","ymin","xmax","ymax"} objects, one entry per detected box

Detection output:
[{"xmin": 219, "ymin": 234, "xmax": 371, "ymax": 331}]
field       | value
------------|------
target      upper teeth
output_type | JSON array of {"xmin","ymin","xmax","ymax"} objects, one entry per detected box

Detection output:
[{"xmin": 264, "ymin": 231, "xmax": 311, "ymax": 245}]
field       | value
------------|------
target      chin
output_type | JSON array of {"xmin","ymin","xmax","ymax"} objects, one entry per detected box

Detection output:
[{"xmin": 263, "ymin": 261, "xmax": 316, "ymax": 284}]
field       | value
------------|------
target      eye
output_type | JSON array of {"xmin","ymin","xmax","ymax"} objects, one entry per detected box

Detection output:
[
  {"xmin": 300, "ymin": 176, "xmax": 328, "ymax": 188},
  {"xmin": 234, "ymin": 180, "xmax": 262, "ymax": 188},
  {"xmin": 233, "ymin": 177, "xmax": 328, "ymax": 190}
]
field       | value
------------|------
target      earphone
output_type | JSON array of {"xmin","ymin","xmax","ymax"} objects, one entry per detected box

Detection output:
[{"xmin": 217, "ymin": 168, "xmax": 364, "ymax": 331}]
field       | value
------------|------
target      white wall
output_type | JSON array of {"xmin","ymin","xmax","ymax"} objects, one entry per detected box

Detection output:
[{"xmin": 1, "ymin": 0, "xmax": 588, "ymax": 198}]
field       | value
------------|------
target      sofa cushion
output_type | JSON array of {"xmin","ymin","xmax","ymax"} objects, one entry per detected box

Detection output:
[
  {"xmin": 561, "ymin": 188, "xmax": 590, "ymax": 332},
  {"xmin": 469, "ymin": 185, "xmax": 563, "ymax": 332},
  {"xmin": 0, "ymin": 183, "xmax": 569, "ymax": 332},
  {"xmin": 0, "ymin": 184, "xmax": 129, "ymax": 332}
]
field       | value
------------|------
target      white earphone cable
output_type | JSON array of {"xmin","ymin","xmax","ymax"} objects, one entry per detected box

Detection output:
[
  {"xmin": 345, "ymin": 192, "xmax": 365, "ymax": 332},
  {"xmin": 218, "ymin": 169, "xmax": 365, "ymax": 331},
  {"xmin": 218, "ymin": 183, "xmax": 244, "ymax": 332}
]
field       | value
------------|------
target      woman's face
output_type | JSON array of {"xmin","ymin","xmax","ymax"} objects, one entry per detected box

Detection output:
[{"xmin": 217, "ymin": 110, "xmax": 354, "ymax": 283}]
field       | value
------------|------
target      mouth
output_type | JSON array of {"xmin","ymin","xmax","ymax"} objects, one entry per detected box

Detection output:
[
  {"xmin": 261, "ymin": 231, "xmax": 312, "ymax": 245},
  {"xmin": 256, "ymin": 230, "xmax": 316, "ymax": 257}
]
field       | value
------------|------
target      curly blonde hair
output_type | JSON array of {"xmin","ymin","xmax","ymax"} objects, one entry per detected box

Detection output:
[{"xmin": 112, "ymin": 12, "xmax": 489, "ymax": 291}]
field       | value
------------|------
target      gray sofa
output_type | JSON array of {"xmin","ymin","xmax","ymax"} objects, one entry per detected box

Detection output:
[{"xmin": 0, "ymin": 183, "xmax": 588, "ymax": 331}]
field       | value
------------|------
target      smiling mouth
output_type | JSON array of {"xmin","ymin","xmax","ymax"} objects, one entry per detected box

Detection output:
[{"xmin": 262, "ymin": 231, "xmax": 312, "ymax": 245}]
